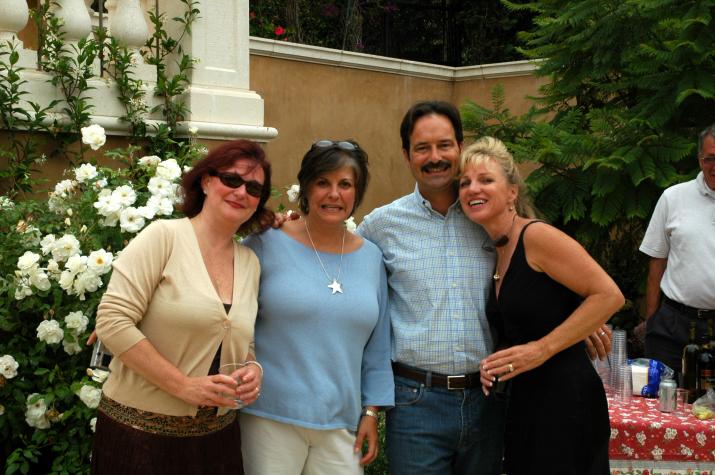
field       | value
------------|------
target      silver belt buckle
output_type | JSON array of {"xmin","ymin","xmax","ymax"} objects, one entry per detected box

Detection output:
[{"xmin": 447, "ymin": 374, "xmax": 466, "ymax": 390}]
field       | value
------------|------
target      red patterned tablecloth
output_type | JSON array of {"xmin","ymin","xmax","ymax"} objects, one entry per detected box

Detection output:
[{"xmin": 609, "ymin": 396, "xmax": 715, "ymax": 462}]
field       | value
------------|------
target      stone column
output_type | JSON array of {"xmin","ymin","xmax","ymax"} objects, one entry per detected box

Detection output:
[{"xmin": 160, "ymin": 0, "xmax": 273, "ymax": 138}]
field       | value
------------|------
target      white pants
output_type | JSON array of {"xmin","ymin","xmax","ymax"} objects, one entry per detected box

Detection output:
[{"xmin": 240, "ymin": 413, "xmax": 363, "ymax": 475}]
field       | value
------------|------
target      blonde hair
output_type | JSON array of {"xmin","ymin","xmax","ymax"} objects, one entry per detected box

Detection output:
[{"xmin": 460, "ymin": 136, "xmax": 537, "ymax": 218}]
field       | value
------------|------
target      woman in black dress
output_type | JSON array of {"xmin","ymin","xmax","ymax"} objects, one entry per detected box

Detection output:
[{"xmin": 458, "ymin": 137, "xmax": 624, "ymax": 474}]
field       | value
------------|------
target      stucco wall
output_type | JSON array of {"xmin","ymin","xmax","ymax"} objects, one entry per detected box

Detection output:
[{"xmin": 250, "ymin": 52, "xmax": 547, "ymax": 219}]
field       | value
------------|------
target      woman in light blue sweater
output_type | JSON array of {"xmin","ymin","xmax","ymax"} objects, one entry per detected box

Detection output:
[{"xmin": 240, "ymin": 140, "xmax": 393, "ymax": 475}]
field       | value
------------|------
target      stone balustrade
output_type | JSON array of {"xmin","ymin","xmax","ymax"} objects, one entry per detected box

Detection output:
[{"xmin": 0, "ymin": 0, "xmax": 277, "ymax": 141}]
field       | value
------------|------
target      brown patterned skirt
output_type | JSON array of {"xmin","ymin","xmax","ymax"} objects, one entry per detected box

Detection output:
[{"xmin": 91, "ymin": 396, "xmax": 243, "ymax": 475}]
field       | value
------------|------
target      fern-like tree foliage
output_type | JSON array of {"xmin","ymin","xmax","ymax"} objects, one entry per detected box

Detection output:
[{"xmin": 461, "ymin": 0, "xmax": 715, "ymax": 335}]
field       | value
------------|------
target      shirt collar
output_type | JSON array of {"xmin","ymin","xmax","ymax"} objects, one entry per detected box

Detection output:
[
  {"xmin": 411, "ymin": 185, "xmax": 462, "ymax": 217},
  {"xmin": 696, "ymin": 172, "xmax": 715, "ymax": 199}
]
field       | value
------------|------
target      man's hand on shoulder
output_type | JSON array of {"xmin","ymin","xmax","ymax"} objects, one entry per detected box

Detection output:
[{"xmin": 271, "ymin": 210, "xmax": 300, "ymax": 229}]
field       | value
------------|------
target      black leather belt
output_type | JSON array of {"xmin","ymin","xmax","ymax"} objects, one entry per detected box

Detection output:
[
  {"xmin": 663, "ymin": 296, "xmax": 715, "ymax": 320},
  {"xmin": 392, "ymin": 362, "xmax": 480, "ymax": 390}
]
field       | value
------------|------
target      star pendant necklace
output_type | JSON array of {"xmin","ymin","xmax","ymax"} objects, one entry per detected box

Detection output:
[{"xmin": 304, "ymin": 219, "xmax": 346, "ymax": 295}]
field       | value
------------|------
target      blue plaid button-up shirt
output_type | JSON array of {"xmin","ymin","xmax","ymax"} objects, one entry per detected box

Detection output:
[{"xmin": 358, "ymin": 186, "xmax": 495, "ymax": 375}]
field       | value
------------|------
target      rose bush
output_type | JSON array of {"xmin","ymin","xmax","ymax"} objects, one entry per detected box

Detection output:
[{"xmin": 0, "ymin": 127, "xmax": 204, "ymax": 473}]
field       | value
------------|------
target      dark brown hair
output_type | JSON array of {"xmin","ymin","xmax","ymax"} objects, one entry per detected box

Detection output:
[
  {"xmin": 400, "ymin": 101, "xmax": 463, "ymax": 153},
  {"xmin": 181, "ymin": 140, "xmax": 274, "ymax": 234},
  {"xmin": 296, "ymin": 140, "xmax": 369, "ymax": 216}
]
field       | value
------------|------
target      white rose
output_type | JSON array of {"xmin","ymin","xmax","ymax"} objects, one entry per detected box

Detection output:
[
  {"xmin": 344, "ymin": 216, "xmax": 357, "ymax": 232},
  {"xmin": 36, "ymin": 320, "xmax": 64, "ymax": 345},
  {"xmin": 94, "ymin": 178, "xmax": 108, "ymax": 189},
  {"xmin": 73, "ymin": 271, "xmax": 103, "ymax": 299},
  {"xmin": 147, "ymin": 176, "xmax": 173, "ymax": 197},
  {"xmin": 88, "ymin": 368, "xmax": 110, "ymax": 384},
  {"xmin": 51, "ymin": 234, "xmax": 80, "ymax": 263},
  {"xmin": 58, "ymin": 269, "xmax": 76, "ymax": 292},
  {"xmin": 111, "ymin": 185, "xmax": 137, "ymax": 207},
  {"xmin": 76, "ymin": 385, "xmax": 102, "ymax": 409},
  {"xmin": 138, "ymin": 155, "xmax": 161, "ymax": 167},
  {"xmin": 28, "ymin": 269, "xmax": 51, "ymax": 291},
  {"xmin": 40, "ymin": 234, "xmax": 56, "ymax": 255},
  {"xmin": 136, "ymin": 205, "xmax": 157, "ymax": 220},
  {"xmin": 62, "ymin": 339, "xmax": 82, "ymax": 355},
  {"xmin": 14, "ymin": 283, "xmax": 33, "ymax": 300},
  {"xmin": 94, "ymin": 194, "xmax": 123, "ymax": 218},
  {"xmin": 0, "ymin": 355, "xmax": 19, "ymax": 379},
  {"xmin": 25, "ymin": 394, "xmax": 50, "ymax": 429},
  {"xmin": 80, "ymin": 124, "xmax": 106, "ymax": 151},
  {"xmin": 25, "ymin": 394, "xmax": 46, "ymax": 420},
  {"xmin": 46, "ymin": 259, "xmax": 60, "ymax": 275},
  {"xmin": 17, "ymin": 251, "xmax": 40, "ymax": 272},
  {"xmin": 155, "ymin": 159, "xmax": 182, "ymax": 181},
  {"xmin": 119, "ymin": 207, "xmax": 146, "ymax": 233},
  {"xmin": 65, "ymin": 254, "xmax": 88, "ymax": 275},
  {"xmin": 90, "ymin": 417, "xmax": 97, "ymax": 432},
  {"xmin": 100, "ymin": 212, "xmax": 120, "ymax": 228},
  {"xmin": 147, "ymin": 195, "xmax": 173, "ymax": 216},
  {"xmin": 74, "ymin": 163, "xmax": 98, "ymax": 183},
  {"xmin": 0, "ymin": 195, "xmax": 14, "ymax": 209},
  {"xmin": 87, "ymin": 249, "xmax": 113, "ymax": 275},
  {"xmin": 286, "ymin": 184, "xmax": 300, "ymax": 203},
  {"xmin": 53, "ymin": 179, "xmax": 76, "ymax": 198},
  {"xmin": 64, "ymin": 311, "xmax": 89, "ymax": 334}
]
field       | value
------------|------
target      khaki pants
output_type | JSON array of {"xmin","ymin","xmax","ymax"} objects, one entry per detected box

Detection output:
[{"xmin": 240, "ymin": 413, "xmax": 363, "ymax": 475}]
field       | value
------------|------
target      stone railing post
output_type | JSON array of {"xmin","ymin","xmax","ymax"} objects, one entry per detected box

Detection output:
[
  {"xmin": 108, "ymin": 0, "xmax": 150, "ymax": 64},
  {"xmin": 0, "ymin": 0, "xmax": 35, "ymax": 67},
  {"xmin": 51, "ymin": 0, "xmax": 93, "ymax": 54},
  {"xmin": 0, "ymin": 0, "xmax": 29, "ymax": 45}
]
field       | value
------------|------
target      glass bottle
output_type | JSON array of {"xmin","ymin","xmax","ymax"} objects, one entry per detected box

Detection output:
[{"xmin": 681, "ymin": 321, "xmax": 701, "ymax": 403}]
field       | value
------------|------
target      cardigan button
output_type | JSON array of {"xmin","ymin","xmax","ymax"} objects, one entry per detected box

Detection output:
[{"xmin": 222, "ymin": 320, "xmax": 230, "ymax": 329}]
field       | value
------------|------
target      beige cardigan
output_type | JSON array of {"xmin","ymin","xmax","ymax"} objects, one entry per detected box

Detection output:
[{"xmin": 96, "ymin": 218, "xmax": 259, "ymax": 416}]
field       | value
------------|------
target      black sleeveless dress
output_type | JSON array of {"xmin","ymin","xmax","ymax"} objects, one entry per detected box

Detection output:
[{"xmin": 486, "ymin": 222, "xmax": 610, "ymax": 475}]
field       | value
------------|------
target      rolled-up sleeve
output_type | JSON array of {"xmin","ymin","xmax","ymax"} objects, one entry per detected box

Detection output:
[{"xmin": 96, "ymin": 221, "xmax": 173, "ymax": 356}]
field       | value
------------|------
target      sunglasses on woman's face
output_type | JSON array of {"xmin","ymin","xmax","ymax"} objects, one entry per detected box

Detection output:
[
  {"xmin": 312, "ymin": 140, "xmax": 359, "ymax": 151},
  {"xmin": 208, "ymin": 171, "xmax": 263, "ymax": 198}
]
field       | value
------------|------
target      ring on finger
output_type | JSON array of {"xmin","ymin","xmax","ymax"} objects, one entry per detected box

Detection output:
[
  {"xmin": 599, "ymin": 330, "xmax": 607, "ymax": 337},
  {"xmin": 507, "ymin": 363, "xmax": 514, "ymax": 373}
]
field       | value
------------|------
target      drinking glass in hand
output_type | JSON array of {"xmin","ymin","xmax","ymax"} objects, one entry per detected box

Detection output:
[{"xmin": 219, "ymin": 362, "xmax": 247, "ymax": 409}]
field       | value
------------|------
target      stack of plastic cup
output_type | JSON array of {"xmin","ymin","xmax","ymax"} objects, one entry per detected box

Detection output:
[
  {"xmin": 593, "ymin": 355, "xmax": 611, "ymax": 394},
  {"xmin": 610, "ymin": 329, "xmax": 629, "ymax": 402},
  {"xmin": 615, "ymin": 364, "xmax": 633, "ymax": 403}
]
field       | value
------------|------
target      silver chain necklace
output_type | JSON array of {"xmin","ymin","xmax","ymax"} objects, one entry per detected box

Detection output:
[{"xmin": 304, "ymin": 220, "xmax": 346, "ymax": 294}]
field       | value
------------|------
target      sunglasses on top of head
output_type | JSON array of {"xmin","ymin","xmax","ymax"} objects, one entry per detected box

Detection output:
[
  {"xmin": 208, "ymin": 170, "xmax": 263, "ymax": 198},
  {"xmin": 312, "ymin": 140, "xmax": 360, "ymax": 152}
]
